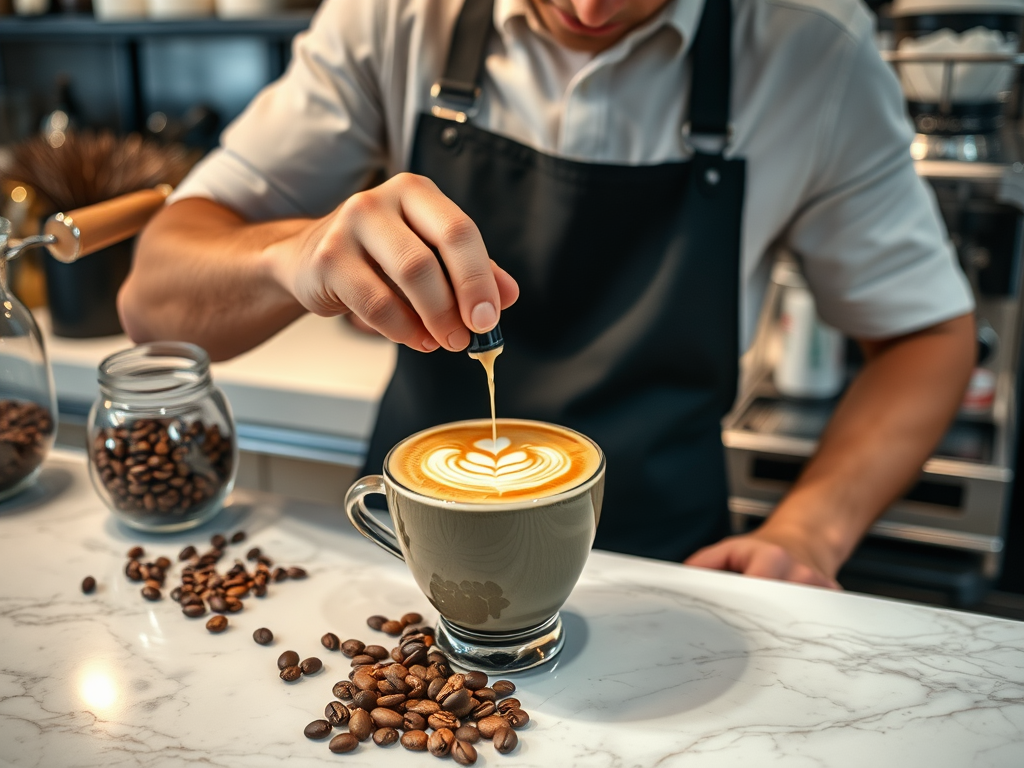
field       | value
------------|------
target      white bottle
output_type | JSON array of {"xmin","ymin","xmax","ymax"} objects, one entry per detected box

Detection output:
[{"xmin": 775, "ymin": 277, "xmax": 845, "ymax": 399}]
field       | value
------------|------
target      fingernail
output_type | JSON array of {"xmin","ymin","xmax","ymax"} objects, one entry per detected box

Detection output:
[
  {"xmin": 447, "ymin": 328, "xmax": 470, "ymax": 350},
  {"xmin": 422, "ymin": 338, "xmax": 440, "ymax": 352},
  {"xmin": 471, "ymin": 302, "xmax": 497, "ymax": 333}
]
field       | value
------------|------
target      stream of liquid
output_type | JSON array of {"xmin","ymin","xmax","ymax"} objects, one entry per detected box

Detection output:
[{"xmin": 468, "ymin": 345, "xmax": 502, "ymax": 449}]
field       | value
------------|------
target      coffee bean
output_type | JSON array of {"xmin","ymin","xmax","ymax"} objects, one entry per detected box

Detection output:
[
  {"xmin": 277, "ymin": 650, "xmax": 299, "ymax": 670},
  {"xmin": 390, "ymin": 646, "xmax": 404, "ymax": 663},
  {"xmin": 253, "ymin": 627, "xmax": 273, "ymax": 645},
  {"xmin": 210, "ymin": 533, "xmax": 226, "ymax": 549},
  {"xmin": 439, "ymin": 688, "xmax": 471, "ymax": 714},
  {"xmin": 400, "ymin": 612, "xmax": 423, "ymax": 626},
  {"xmin": 503, "ymin": 708, "xmax": 530, "ymax": 728},
  {"xmin": 474, "ymin": 687, "xmax": 496, "ymax": 703},
  {"xmin": 408, "ymin": 664, "xmax": 428, "ymax": 680},
  {"xmin": 471, "ymin": 701, "xmax": 495, "ymax": 719},
  {"xmin": 427, "ymin": 678, "xmax": 446, "ymax": 701},
  {"xmin": 401, "ymin": 645, "xmax": 428, "ymax": 667},
  {"xmin": 370, "ymin": 708, "xmax": 403, "ymax": 729},
  {"xmin": 125, "ymin": 561, "xmax": 142, "ymax": 581},
  {"xmin": 406, "ymin": 699, "xmax": 440, "ymax": 717},
  {"xmin": 272, "ymin": 567, "xmax": 288, "ymax": 582},
  {"xmin": 286, "ymin": 566, "xmax": 307, "ymax": 579},
  {"xmin": 328, "ymin": 733, "xmax": 358, "ymax": 753},
  {"xmin": 300, "ymin": 657, "xmax": 322, "ymax": 675},
  {"xmin": 400, "ymin": 730, "xmax": 428, "ymax": 751},
  {"xmin": 405, "ymin": 675, "xmax": 427, "ymax": 699},
  {"xmin": 403, "ymin": 711, "xmax": 426, "ymax": 731},
  {"xmin": 127, "ymin": 546, "xmax": 144, "ymax": 559},
  {"xmin": 351, "ymin": 690, "xmax": 378, "ymax": 711},
  {"xmin": 81, "ymin": 576, "xmax": 96, "ymax": 594},
  {"xmin": 325, "ymin": 701, "xmax": 351, "ymax": 726},
  {"xmin": 496, "ymin": 697, "xmax": 521, "ymax": 714},
  {"xmin": 321, "ymin": 632, "xmax": 340, "ymax": 651},
  {"xmin": 428, "ymin": 727, "xmax": 455, "ymax": 757},
  {"xmin": 353, "ymin": 670, "xmax": 378, "ymax": 692},
  {"xmin": 376, "ymin": 693, "xmax": 406, "ymax": 709},
  {"xmin": 141, "ymin": 585, "xmax": 161, "ymax": 601},
  {"xmin": 381, "ymin": 620, "xmax": 404, "ymax": 636},
  {"xmin": 178, "ymin": 545, "xmax": 197, "ymax": 561},
  {"xmin": 493, "ymin": 726, "xmax": 518, "ymax": 754},
  {"xmin": 476, "ymin": 715, "xmax": 507, "ymax": 739},
  {"xmin": 463, "ymin": 671, "xmax": 487, "ymax": 690},
  {"xmin": 182, "ymin": 603, "xmax": 206, "ymax": 618},
  {"xmin": 427, "ymin": 711, "xmax": 460, "ymax": 731},
  {"xmin": 245, "ymin": 547, "xmax": 260, "ymax": 561},
  {"xmin": 0, "ymin": 401, "xmax": 53, "ymax": 493},
  {"xmin": 340, "ymin": 639, "xmax": 364, "ymax": 658},
  {"xmin": 367, "ymin": 615, "xmax": 387, "ymax": 631},
  {"xmin": 206, "ymin": 615, "xmax": 228, "ymax": 633},
  {"xmin": 230, "ymin": 530, "xmax": 246, "ymax": 544},
  {"xmin": 333, "ymin": 681, "xmax": 357, "ymax": 700},
  {"xmin": 280, "ymin": 665, "xmax": 302, "ymax": 682},
  {"xmin": 373, "ymin": 726, "xmax": 399, "ymax": 746},
  {"xmin": 348, "ymin": 709, "xmax": 373, "ymax": 741},
  {"xmin": 304, "ymin": 719, "xmax": 332, "ymax": 740},
  {"xmin": 209, "ymin": 595, "xmax": 229, "ymax": 613},
  {"xmin": 363, "ymin": 645, "xmax": 389, "ymax": 661},
  {"xmin": 350, "ymin": 654, "xmax": 375, "ymax": 667},
  {"xmin": 451, "ymin": 739, "xmax": 477, "ymax": 766},
  {"xmin": 455, "ymin": 725, "xmax": 480, "ymax": 744}
]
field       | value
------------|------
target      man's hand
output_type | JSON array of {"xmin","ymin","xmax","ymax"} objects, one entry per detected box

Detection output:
[
  {"xmin": 272, "ymin": 173, "xmax": 519, "ymax": 353},
  {"xmin": 685, "ymin": 531, "xmax": 840, "ymax": 589}
]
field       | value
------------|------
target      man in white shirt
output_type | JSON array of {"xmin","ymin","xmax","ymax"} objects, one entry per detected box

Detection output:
[{"xmin": 120, "ymin": 0, "xmax": 976, "ymax": 587}]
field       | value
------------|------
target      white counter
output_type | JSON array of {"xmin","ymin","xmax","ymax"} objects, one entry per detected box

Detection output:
[{"xmin": 1, "ymin": 450, "xmax": 1022, "ymax": 767}]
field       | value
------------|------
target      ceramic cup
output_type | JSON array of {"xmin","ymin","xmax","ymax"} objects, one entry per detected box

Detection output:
[{"xmin": 345, "ymin": 418, "xmax": 605, "ymax": 672}]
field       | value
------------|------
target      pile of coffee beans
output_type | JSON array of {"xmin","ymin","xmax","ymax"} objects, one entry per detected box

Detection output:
[
  {"xmin": 0, "ymin": 400, "xmax": 53, "ymax": 493},
  {"xmin": 117, "ymin": 531, "xmax": 307, "ymax": 626},
  {"xmin": 302, "ymin": 615, "xmax": 528, "ymax": 761},
  {"xmin": 91, "ymin": 417, "xmax": 233, "ymax": 523}
]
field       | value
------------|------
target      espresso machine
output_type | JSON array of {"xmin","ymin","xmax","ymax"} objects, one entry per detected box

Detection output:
[{"xmin": 723, "ymin": 0, "xmax": 1024, "ymax": 606}]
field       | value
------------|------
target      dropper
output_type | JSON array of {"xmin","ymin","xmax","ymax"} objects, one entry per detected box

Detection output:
[{"xmin": 467, "ymin": 325, "xmax": 503, "ymax": 356}]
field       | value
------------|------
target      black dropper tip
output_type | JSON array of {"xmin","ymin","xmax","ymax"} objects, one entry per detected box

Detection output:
[{"xmin": 468, "ymin": 324, "xmax": 503, "ymax": 354}]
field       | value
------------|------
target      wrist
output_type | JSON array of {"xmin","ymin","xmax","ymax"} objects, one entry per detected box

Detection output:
[{"xmin": 755, "ymin": 497, "xmax": 853, "ymax": 580}]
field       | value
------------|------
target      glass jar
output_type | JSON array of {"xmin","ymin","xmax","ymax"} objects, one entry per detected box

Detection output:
[{"xmin": 88, "ymin": 342, "xmax": 237, "ymax": 532}]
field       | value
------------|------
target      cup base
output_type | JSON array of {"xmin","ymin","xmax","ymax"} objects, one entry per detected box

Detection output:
[{"xmin": 435, "ymin": 613, "xmax": 564, "ymax": 673}]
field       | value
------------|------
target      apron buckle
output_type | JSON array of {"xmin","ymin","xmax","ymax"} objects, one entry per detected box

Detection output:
[
  {"xmin": 431, "ymin": 81, "xmax": 481, "ymax": 124},
  {"xmin": 682, "ymin": 121, "xmax": 733, "ymax": 155}
]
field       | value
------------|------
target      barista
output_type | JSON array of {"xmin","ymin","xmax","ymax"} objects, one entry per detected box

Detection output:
[{"xmin": 120, "ymin": 0, "xmax": 976, "ymax": 588}]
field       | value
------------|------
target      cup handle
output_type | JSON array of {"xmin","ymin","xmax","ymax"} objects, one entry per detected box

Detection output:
[{"xmin": 344, "ymin": 475, "xmax": 405, "ymax": 561}]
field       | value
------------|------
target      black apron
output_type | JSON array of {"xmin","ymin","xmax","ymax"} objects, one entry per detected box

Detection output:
[{"xmin": 364, "ymin": 0, "xmax": 745, "ymax": 562}]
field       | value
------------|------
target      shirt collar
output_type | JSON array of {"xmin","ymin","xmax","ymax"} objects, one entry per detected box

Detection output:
[{"xmin": 493, "ymin": 0, "xmax": 705, "ymax": 53}]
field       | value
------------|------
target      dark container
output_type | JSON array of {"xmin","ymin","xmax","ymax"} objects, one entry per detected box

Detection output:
[{"xmin": 43, "ymin": 238, "xmax": 132, "ymax": 338}]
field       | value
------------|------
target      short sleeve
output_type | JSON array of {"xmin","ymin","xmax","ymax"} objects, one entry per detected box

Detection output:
[
  {"xmin": 785, "ymin": 31, "xmax": 974, "ymax": 339},
  {"xmin": 170, "ymin": 0, "xmax": 388, "ymax": 220}
]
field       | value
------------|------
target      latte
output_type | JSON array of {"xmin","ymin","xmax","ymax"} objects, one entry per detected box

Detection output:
[{"xmin": 387, "ymin": 419, "xmax": 602, "ymax": 503}]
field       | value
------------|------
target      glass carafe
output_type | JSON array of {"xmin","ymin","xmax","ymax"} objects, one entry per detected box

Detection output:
[{"xmin": 0, "ymin": 218, "xmax": 58, "ymax": 500}]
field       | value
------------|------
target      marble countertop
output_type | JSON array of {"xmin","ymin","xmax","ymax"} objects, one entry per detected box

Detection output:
[{"xmin": 2, "ymin": 450, "xmax": 1023, "ymax": 767}]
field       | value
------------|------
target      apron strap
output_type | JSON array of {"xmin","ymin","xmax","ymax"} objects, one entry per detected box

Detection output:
[
  {"xmin": 688, "ymin": 0, "xmax": 733, "ymax": 142},
  {"xmin": 434, "ymin": 0, "xmax": 495, "ymax": 106}
]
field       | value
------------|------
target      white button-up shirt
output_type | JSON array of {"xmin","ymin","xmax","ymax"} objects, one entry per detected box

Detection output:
[{"xmin": 172, "ymin": 0, "xmax": 974, "ymax": 348}]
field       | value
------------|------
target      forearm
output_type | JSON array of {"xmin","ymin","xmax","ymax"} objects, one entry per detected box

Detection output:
[
  {"xmin": 119, "ymin": 198, "xmax": 310, "ymax": 361},
  {"xmin": 758, "ymin": 313, "xmax": 976, "ymax": 577}
]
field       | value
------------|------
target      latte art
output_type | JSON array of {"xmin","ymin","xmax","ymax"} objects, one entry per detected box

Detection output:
[{"xmin": 388, "ymin": 420, "xmax": 602, "ymax": 503}]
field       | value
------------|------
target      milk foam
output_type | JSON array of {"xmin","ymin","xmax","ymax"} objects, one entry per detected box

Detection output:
[{"xmin": 421, "ymin": 438, "xmax": 572, "ymax": 495}]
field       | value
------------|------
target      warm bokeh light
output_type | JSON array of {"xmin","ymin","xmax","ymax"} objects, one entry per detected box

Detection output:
[
  {"xmin": 10, "ymin": 186, "xmax": 27, "ymax": 204},
  {"xmin": 79, "ymin": 669, "xmax": 118, "ymax": 712}
]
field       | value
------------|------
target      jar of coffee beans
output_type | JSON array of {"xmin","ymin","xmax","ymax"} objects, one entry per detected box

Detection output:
[{"xmin": 88, "ymin": 342, "xmax": 237, "ymax": 532}]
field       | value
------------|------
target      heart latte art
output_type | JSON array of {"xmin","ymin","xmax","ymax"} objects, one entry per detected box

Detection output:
[{"xmin": 388, "ymin": 420, "xmax": 602, "ymax": 503}]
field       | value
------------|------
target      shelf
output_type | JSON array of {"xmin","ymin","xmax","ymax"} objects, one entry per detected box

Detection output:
[{"xmin": 0, "ymin": 12, "xmax": 313, "ymax": 41}]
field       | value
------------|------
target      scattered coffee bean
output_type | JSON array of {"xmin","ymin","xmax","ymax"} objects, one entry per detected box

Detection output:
[
  {"xmin": 350, "ymin": 654, "xmax": 376, "ymax": 667},
  {"xmin": 381, "ymin": 620, "xmax": 404, "ymax": 636},
  {"xmin": 377, "ymin": 693, "xmax": 406, "ymax": 709},
  {"xmin": 0, "ymin": 401, "xmax": 53, "ymax": 493},
  {"xmin": 341, "ymin": 639, "xmax": 365, "ymax": 658},
  {"xmin": 328, "ymin": 733, "xmax": 358, "ymax": 753},
  {"xmin": 286, "ymin": 566, "xmax": 307, "ymax": 579},
  {"xmin": 427, "ymin": 711, "xmax": 460, "ymax": 731},
  {"xmin": 463, "ymin": 671, "xmax": 487, "ymax": 690},
  {"xmin": 300, "ymin": 657, "xmax": 323, "ymax": 675},
  {"xmin": 403, "ymin": 711, "xmax": 427, "ymax": 731},
  {"xmin": 325, "ymin": 701, "xmax": 351, "ymax": 726},
  {"xmin": 81, "ymin": 576, "xmax": 96, "ymax": 594},
  {"xmin": 210, "ymin": 534, "xmax": 227, "ymax": 549},
  {"xmin": 253, "ymin": 627, "xmax": 274, "ymax": 645},
  {"xmin": 178, "ymin": 545, "xmax": 197, "ymax": 561},
  {"xmin": 367, "ymin": 615, "xmax": 387, "ymax": 631},
  {"xmin": 349, "ymin": 709, "xmax": 373, "ymax": 741},
  {"xmin": 491, "ymin": 679, "xmax": 516, "ymax": 696},
  {"xmin": 333, "ymin": 680, "xmax": 357, "ymax": 700},
  {"xmin": 127, "ymin": 545, "xmax": 145, "ymax": 559},
  {"xmin": 496, "ymin": 697, "xmax": 521, "ymax": 715},
  {"xmin": 304, "ymin": 719, "xmax": 332, "ymax": 740},
  {"xmin": 400, "ymin": 729, "xmax": 428, "ymax": 751},
  {"xmin": 427, "ymin": 678, "xmax": 445, "ymax": 700},
  {"xmin": 373, "ymin": 726, "xmax": 399, "ymax": 746},
  {"xmin": 493, "ymin": 726, "xmax": 518, "ymax": 754},
  {"xmin": 280, "ymin": 665, "xmax": 302, "ymax": 682},
  {"xmin": 470, "ymin": 700, "xmax": 495, "ymax": 719},
  {"xmin": 503, "ymin": 708, "xmax": 530, "ymax": 729},
  {"xmin": 351, "ymin": 690, "xmax": 378, "ymax": 711},
  {"xmin": 428, "ymin": 727, "xmax": 455, "ymax": 757},
  {"xmin": 474, "ymin": 687, "xmax": 496, "ymax": 703},
  {"xmin": 406, "ymin": 699, "xmax": 440, "ymax": 717},
  {"xmin": 476, "ymin": 715, "xmax": 507, "ymax": 739},
  {"xmin": 400, "ymin": 612, "xmax": 423, "ymax": 626},
  {"xmin": 125, "ymin": 561, "xmax": 142, "ymax": 581},
  {"xmin": 141, "ymin": 585, "xmax": 161, "ymax": 601},
  {"xmin": 246, "ymin": 547, "xmax": 261, "ymax": 561},
  {"xmin": 321, "ymin": 632, "xmax": 340, "ymax": 651},
  {"xmin": 206, "ymin": 615, "xmax": 228, "ymax": 633},
  {"xmin": 370, "ymin": 708, "xmax": 404, "ymax": 729},
  {"xmin": 455, "ymin": 725, "xmax": 480, "ymax": 744},
  {"xmin": 451, "ymin": 739, "xmax": 477, "ymax": 765},
  {"xmin": 182, "ymin": 603, "xmax": 206, "ymax": 618},
  {"xmin": 230, "ymin": 530, "xmax": 246, "ymax": 544},
  {"xmin": 209, "ymin": 595, "xmax": 229, "ymax": 613},
  {"xmin": 364, "ymin": 645, "xmax": 389, "ymax": 661},
  {"xmin": 277, "ymin": 650, "xmax": 299, "ymax": 670}
]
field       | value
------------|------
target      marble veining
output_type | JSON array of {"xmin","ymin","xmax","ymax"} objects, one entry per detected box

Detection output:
[{"xmin": 1, "ymin": 451, "xmax": 1022, "ymax": 767}]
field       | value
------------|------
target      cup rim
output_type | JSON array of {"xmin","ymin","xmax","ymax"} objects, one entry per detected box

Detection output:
[{"xmin": 383, "ymin": 418, "xmax": 606, "ymax": 511}]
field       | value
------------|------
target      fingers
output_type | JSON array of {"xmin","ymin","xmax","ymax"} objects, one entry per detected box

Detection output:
[
  {"xmin": 685, "ymin": 536, "xmax": 840, "ymax": 589},
  {"xmin": 492, "ymin": 261, "xmax": 520, "ymax": 310}
]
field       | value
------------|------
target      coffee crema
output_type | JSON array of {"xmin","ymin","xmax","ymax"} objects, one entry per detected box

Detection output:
[{"xmin": 388, "ymin": 419, "xmax": 601, "ymax": 503}]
